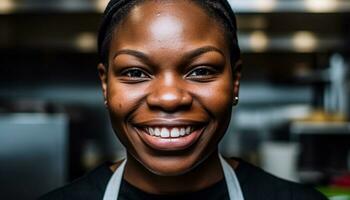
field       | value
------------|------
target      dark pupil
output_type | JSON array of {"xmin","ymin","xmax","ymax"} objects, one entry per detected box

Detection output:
[
  {"xmin": 129, "ymin": 70, "xmax": 143, "ymax": 77},
  {"xmin": 195, "ymin": 68, "xmax": 209, "ymax": 76}
]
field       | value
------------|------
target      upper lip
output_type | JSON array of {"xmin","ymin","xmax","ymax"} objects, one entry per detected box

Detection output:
[{"xmin": 132, "ymin": 119, "xmax": 207, "ymax": 128}]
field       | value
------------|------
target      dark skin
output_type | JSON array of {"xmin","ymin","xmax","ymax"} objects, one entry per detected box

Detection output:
[{"xmin": 98, "ymin": 0, "xmax": 241, "ymax": 195}]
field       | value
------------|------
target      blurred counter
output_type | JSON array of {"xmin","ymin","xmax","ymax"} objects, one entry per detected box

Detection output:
[{"xmin": 0, "ymin": 113, "xmax": 68, "ymax": 200}]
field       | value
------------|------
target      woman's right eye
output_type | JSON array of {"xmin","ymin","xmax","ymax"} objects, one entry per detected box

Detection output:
[{"xmin": 121, "ymin": 68, "xmax": 149, "ymax": 79}]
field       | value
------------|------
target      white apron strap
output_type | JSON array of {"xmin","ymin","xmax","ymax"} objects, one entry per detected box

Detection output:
[
  {"xmin": 219, "ymin": 154, "xmax": 245, "ymax": 200},
  {"xmin": 103, "ymin": 159, "xmax": 126, "ymax": 200},
  {"xmin": 103, "ymin": 155, "xmax": 244, "ymax": 200}
]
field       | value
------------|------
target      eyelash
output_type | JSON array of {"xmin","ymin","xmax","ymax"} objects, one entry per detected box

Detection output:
[
  {"xmin": 186, "ymin": 66, "xmax": 218, "ymax": 79},
  {"xmin": 120, "ymin": 68, "xmax": 151, "ymax": 81}
]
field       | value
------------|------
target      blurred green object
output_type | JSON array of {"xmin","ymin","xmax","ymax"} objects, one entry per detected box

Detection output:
[{"xmin": 318, "ymin": 187, "xmax": 350, "ymax": 200}]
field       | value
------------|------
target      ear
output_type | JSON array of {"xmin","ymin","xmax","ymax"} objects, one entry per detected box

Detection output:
[
  {"xmin": 97, "ymin": 63, "xmax": 108, "ymax": 105},
  {"xmin": 232, "ymin": 60, "xmax": 242, "ymax": 103}
]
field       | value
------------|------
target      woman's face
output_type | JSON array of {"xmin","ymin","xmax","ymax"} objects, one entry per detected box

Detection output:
[{"xmin": 99, "ymin": 1, "xmax": 240, "ymax": 175}]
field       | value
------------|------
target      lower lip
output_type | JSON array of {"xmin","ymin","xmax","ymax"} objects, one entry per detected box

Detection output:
[{"xmin": 136, "ymin": 127, "xmax": 205, "ymax": 151}]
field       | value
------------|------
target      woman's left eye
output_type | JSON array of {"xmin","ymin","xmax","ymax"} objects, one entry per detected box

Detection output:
[{"xmin": 187, "ymin": 67, "xmax": 216, "ymax": 77}]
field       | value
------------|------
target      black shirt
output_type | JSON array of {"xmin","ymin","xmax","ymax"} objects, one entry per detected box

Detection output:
[
  {"xmin": 119, "ymin": 178, "xmax": 228, "ymax": 200},
  {"xmin": 39, "ymin": 159, "xmax": 328, "ymax": 200}
]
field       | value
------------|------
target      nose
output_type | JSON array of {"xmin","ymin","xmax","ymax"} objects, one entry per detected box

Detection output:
[{"xmin": 146, "ymin": 77, "xmax": 193, "ymax": 112}]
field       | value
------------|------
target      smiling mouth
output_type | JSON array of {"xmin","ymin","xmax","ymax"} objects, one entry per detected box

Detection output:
[{"xmin": 133, "ymin": 122, "xmax": 207, "ymax": 151}]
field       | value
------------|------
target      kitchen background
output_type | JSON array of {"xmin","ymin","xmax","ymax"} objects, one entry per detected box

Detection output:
[{"xmin": 0, "ymin": 0, "xmax": 349, "ymax": 199}]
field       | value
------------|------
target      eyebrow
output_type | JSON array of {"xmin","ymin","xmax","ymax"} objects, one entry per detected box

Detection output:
[
  {"xmin": 113, "ymin": 49, "xmax": 150, "ymax": 62},
  {"xmin": 183, "ymin": 46, "xmax": 225, "ymax": 61},
  {"xmin": 113, "ymin": 46, "xmax": 225, "ymax": 62}
]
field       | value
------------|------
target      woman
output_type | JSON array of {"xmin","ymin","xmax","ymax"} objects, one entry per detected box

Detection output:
[{"xmin": 40, "ymin": 0, "xmax": 327, "ymax": 199}]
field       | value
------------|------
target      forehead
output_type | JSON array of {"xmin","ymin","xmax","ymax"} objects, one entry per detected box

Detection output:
[{"xmin": 110, "ymin": 1, "xmax": 228, "ymax": 56}]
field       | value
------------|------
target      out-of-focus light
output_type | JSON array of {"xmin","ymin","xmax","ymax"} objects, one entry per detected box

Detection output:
[
  {"xmin": 256, "ymin": 0, "xmax": 277, "ymax": 12},
  {"xmin": 0, "ymin": 0, "xmax": 15, "ymax": 14},
  {"xmin": 292, "ymin": 31, "xmax": 317, "ymax": 52},
  {"xmin": 250, "ymin": 31, "xmax": 269, "ymax": 52},
  {"xmin": 75, "ymin": 32, "xmax": 96, "ymax": 52},
  {"xmin": 305, "ymin": 0, "xmax": 338, "ymax": 12},
  {"xmin": 231, "ymin": 0, "xmax": 277, "ymax": 12},
  {"xmin": 95, "ymin": 0, "xmax": 109, "ymax": 12}
]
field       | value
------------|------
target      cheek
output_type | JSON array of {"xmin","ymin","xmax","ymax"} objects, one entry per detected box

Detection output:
[
  {"xmin": 193, "ymin": 78, "xmax": 233, "ymax": 118},
  {"xmin": 106, "ymin": 80, "xmax": 148, "ymax": 123}
]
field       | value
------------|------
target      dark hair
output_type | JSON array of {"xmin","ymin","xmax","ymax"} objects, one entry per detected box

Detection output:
[{"xmin": 98, "ymin": 0, "xmax": 240, "ymax": 70}]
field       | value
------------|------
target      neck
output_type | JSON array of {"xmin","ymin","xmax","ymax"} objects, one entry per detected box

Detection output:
[{"xmin": 123, "ymin": 150, "xmax": 223, "ymax": 195}]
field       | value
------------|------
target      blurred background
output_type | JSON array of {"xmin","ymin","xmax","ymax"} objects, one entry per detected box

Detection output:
[{"xmin": 0, "ymin": 0, "xmax": 349, "ymax": 199}]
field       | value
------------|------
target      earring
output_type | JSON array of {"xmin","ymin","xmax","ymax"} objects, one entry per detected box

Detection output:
[
  {"xmin": 104, "ymin": 100, "xmax": 108, "ymax": 108},
  {"xmin": 233, "ymin": 96, "xmax": 239, "ymax": 106}
]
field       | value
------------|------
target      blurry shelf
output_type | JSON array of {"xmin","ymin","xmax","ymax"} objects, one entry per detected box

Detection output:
[
  {"xmin": 238, "ymin": 32, "xmax": 344, "ymax": 53},
  {"xmin": 1, "ymin": 0, "xmax": 350, "ymax": 14},
  {"xmin": 0, "ymin": 0, "xmax": 106, "ymax": 14},
  {"xmin": 229, "ymin": 0, "xmax": 350, "ymax": 13},
  {"xmin": 291, "ymin": 122, "xmax": 350, "ymax": 135}
]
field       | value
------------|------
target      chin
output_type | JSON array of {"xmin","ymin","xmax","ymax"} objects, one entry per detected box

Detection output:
[
  {"xmin": 149, "ymin": 163, "xmax": 193, "ymax": 176},
  {"xmin": 132, "ymin": 150, "xmax": 201, "ymax": 176},
  {"xmin": 136, "ymin": 146, "xmax": 207, "ymax": 177}
]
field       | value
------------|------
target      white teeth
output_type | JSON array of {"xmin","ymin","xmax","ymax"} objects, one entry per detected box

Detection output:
[
  {"xmin": 148, "ymin": 128, "xmax": 155, "ymax": 136},
  {"xmin": 180, "ymin": 128, "xmax": 186, "ymax": 136},
  {"xmin": 170, "ymin": 128, "xmax": 180, "ymax": 138},
  {"xmin": 160, "ymin": 128, "xmax": 170, "ymax": 137},
  {"xmin": 185, "ymin": 126, "xmax": 191, "ymax": 135},
  {"xmin": 144, "ymin": 126, "xmax": 197, "ymax": 138},
  {"xmin": 154, "ymin": 128, "xmax": 161, "ymax": 136}
]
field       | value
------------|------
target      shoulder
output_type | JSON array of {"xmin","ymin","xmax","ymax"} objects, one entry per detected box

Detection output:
[
  {"xmin": 38, "ymin": 162, "xmax": 113, "ymax": 200},
  {"xmin": 231, "ymin": 158, "xmax": 328, "ymax": 200}
]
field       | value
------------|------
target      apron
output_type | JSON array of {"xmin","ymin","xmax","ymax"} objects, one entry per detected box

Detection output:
[{"xmin": 103, "ymin": 154, "xmax": 244, "ymax": 200}]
